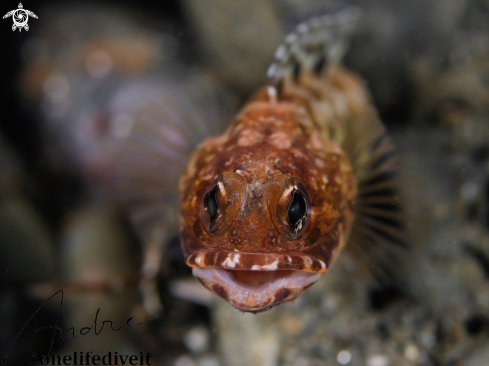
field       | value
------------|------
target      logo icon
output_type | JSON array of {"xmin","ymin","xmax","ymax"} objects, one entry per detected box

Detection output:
[{"xmin": 3, "ymin": 3, "xmax": 37, "ymax": 32}]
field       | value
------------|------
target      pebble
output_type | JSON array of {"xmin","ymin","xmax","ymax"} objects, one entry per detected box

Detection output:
[
  {"xmin": 184, "ymin": 326, "xmax": 211, "ymax": 354},
  {"xmin": 366, "ymin": 354, "xmax": 389, "ymax": 366}
]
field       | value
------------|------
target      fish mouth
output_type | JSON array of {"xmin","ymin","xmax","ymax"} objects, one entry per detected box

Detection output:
[
  {"xmin": 193, "ymin": 267, "xmax": 321, "ymax": 312},
  {"xmin": 187, "ymin": 251, "xmax": 328, "ymax": 312}
]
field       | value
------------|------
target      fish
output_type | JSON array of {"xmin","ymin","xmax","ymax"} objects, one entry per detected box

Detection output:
[{"xmin": 119, "ymin": 7, "xmax": 410, "ymax": 313}]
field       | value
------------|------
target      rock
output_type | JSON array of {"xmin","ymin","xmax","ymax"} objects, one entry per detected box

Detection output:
[
  {"xmin": 213, "ymin": 297, "xmax": 281, "ymax": 366},
  {"xmin": 183, "ymin": 326, "xmax": 210, "ymax": 354},
  {"xmin": 181, "ymin": 0, "xmax": 283, "ymax": 93}
]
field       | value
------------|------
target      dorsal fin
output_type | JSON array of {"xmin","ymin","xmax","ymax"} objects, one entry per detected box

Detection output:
[{"xmin": 266, "ymin": 7, "xmax": 361, "ymax": 98}]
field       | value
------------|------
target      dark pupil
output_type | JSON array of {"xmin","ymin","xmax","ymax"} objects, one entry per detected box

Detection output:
[
  {"xmin": 204, "ymin": 188, "xmax": 219, "ymax": 222},
  {"xmin": 287, "ymin": 191, "xmax": 306, "ymax": 227}
]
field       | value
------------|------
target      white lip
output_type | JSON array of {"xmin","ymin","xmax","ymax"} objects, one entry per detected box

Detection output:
[{"xmin": 192, "ymin": 267, "xmax": 321, "ymax": 312}]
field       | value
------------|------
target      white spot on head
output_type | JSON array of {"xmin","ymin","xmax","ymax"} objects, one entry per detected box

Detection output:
[
  {"xmin": 319, "ymin": 260, "xmax": 326, "ymax": 269},
  {"xmin": 310, "ymin": 133, "xmax": 324, "ymax": 149},
  {"xmin": 292, "ymin": 149, "xmax": 306, "ymax": 159},
  {"xmin": 196, "ymin": 254, "xmax": 204, "ymax": 266},
  {"xmin": 322, "ymin": 176, "xmax": 328, "ymax": 184},
  {"xmin": 222, "ymin": 257, "xmax": 235, "ymax": 268},
  {"xmin": 222, "ymin": 253, "xmax": 241, "ymax": 269},
  {"xmin": 251, "ymin": 260, "xmax": 278, "ymax": 271},
  {"xmin": 315, "ymin": 158, "xmax": 325, "ymax": 168},
  {"xmin": 302, "ymin": 256, "xmax": 313, "ymax": 269},
  {"xmin": 283, "ymin": 186, "xmax": 295, "ymax": 197},
  {"xmin": 237, "ymin": 129, "xmax": 264, "ymax": 146},
  {"xmin": 268, "ymin": 132, "xmax": 292, "ymax": 149},
  {"xmin": 217, "ymin": 181, "xmax": 226, "ymax": 195}
]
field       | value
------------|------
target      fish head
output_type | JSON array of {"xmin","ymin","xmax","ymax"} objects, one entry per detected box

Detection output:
[{"xmin": 179, "ymin": 102, "xmax": 356, "ymax": 312}]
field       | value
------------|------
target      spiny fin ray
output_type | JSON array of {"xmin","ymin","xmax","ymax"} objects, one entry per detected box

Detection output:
[{"xmin": 267, "ymin": 7, "xmax": 361, "ymax": 95}]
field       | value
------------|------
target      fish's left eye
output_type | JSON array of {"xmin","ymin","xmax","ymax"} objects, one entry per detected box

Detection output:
[
  {"xmin": 266, "ymin": 177, "xmax": 311, "ymax": 239},
  {"xmin": 287, "ymin": 191, "xmax": 307, "ymax": 231}
]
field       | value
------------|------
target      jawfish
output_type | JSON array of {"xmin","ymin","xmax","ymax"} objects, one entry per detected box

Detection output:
[{"xmin": 119, "ymin": 8, "xmax": 408, "ymax": 313}]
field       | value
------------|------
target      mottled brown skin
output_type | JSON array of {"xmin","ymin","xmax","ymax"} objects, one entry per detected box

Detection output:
[{"xmin": 179, "ymin": 67, "xmax": 363, "ymax": 311}]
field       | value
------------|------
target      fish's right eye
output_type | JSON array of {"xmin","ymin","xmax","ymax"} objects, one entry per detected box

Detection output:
[
  {"xmin": 200, "ymin": 172, "xmax": 247, "ymax": 236},
  {"xmin": 204, "ymin": 187, "xmax": 219, "ymax": 223}
]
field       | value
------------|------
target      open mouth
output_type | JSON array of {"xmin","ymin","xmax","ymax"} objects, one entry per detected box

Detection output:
[{"xmin": 192, "ymin": 266, "xmax": 321, "ymax": 312}]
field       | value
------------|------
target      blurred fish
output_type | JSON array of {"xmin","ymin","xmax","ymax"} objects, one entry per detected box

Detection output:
[
  {"xmin": 43, "ymin": 74, "xmax": 190, "ymax": 195},
  {"xmin": 18, "ymin": 4, "xmax": 179, "ymax": 196},
  {"xmin": 119, "ymin": 8, "xmax": 411, "ymax": 313}
]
